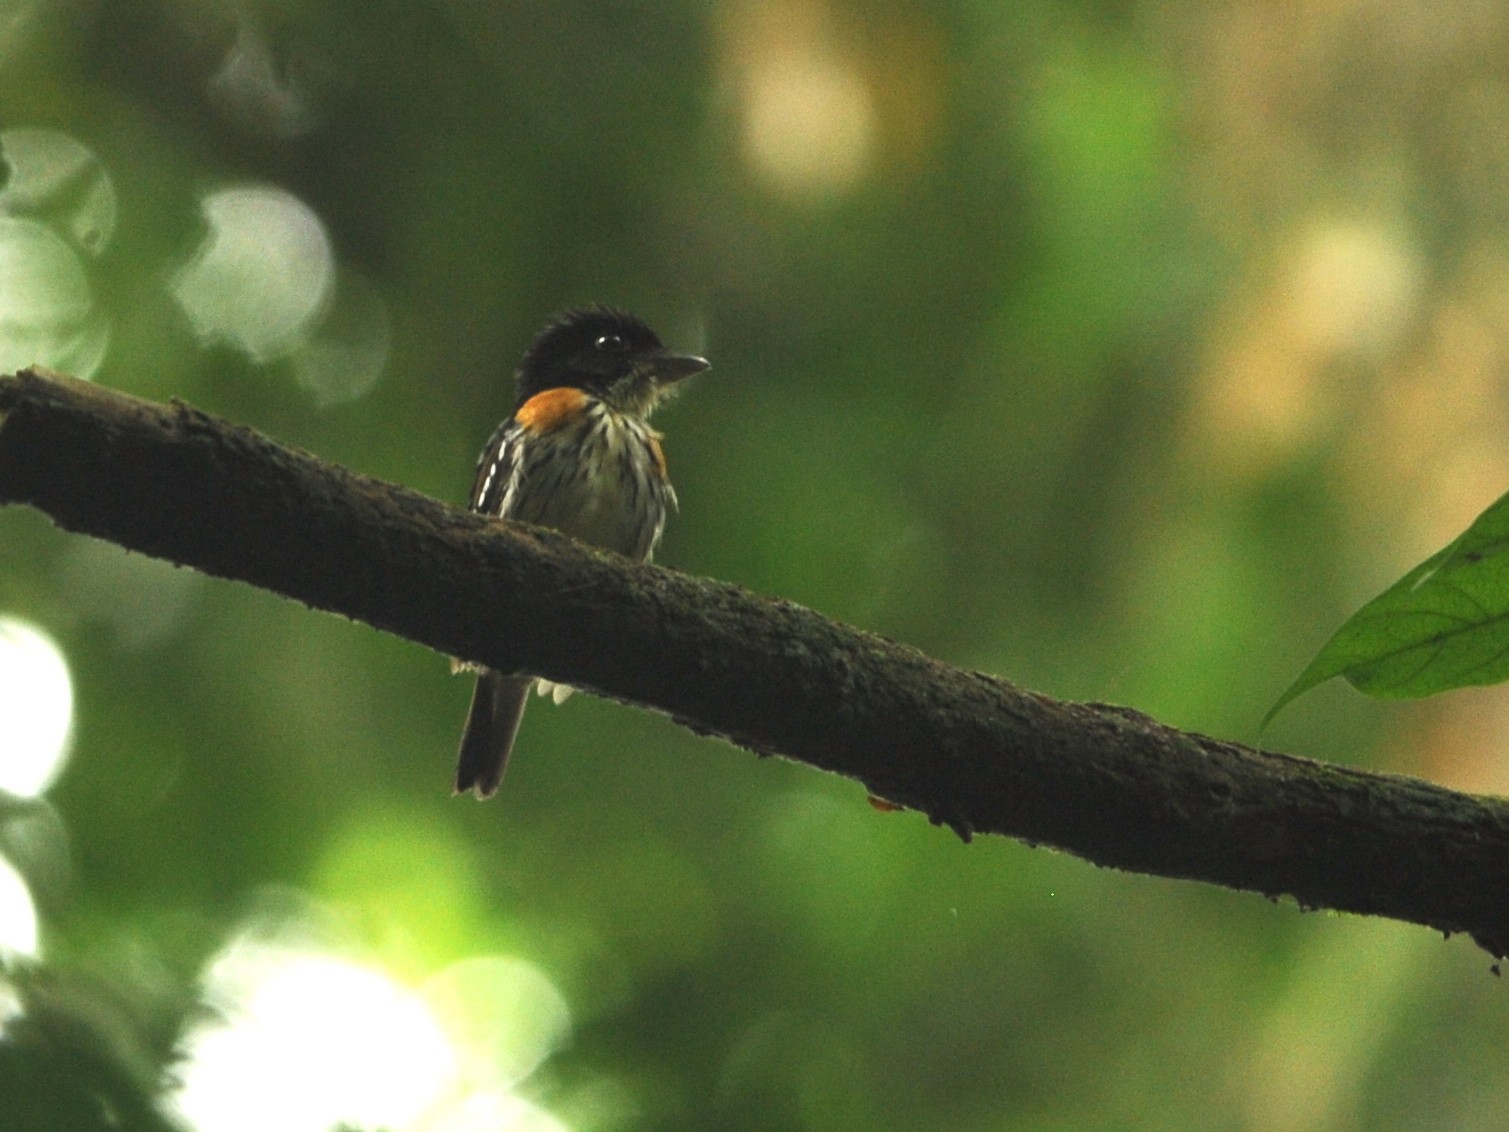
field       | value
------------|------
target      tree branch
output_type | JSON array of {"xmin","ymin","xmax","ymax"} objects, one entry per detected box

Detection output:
[{"xmin": 4, "ymin": 366, "xmax": 1509, "ymax": 958}]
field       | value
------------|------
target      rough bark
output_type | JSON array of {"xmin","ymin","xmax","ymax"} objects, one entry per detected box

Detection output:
[{"xmin": 3, "ymin": 367, "xmax": 1508, "ymax": 958}]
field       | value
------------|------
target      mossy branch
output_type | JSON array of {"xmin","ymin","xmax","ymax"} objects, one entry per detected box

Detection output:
[{"xmin": 4, "ymin": 367, "xmax": 1509, "ymax": 958}]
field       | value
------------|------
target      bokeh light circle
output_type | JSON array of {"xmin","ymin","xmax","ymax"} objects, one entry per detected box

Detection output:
[
  {"xmin": 0, "ymin": 217, "xmax": 108, "ymax": 376},
  {"xmin": 0, "ymin": 617, "xmax": 73, "ymax": 798},
  {"xmin": 171, "ymin": 184, "xmax": 335, "ymax": 363}
]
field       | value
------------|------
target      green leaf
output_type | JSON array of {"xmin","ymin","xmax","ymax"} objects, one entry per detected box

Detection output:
[{"xmin": 1266, "ymin": 488, "xmax": 1509, "ymax": 725}]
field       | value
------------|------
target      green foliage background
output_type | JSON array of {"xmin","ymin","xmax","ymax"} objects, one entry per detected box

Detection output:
[{"xmin": 4, "ymin": 0, "xmax": 1509, "ymax": 1129}]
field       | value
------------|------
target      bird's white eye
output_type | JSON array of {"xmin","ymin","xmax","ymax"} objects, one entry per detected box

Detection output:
[{"xmin": 595, "ymin": 333, "xmax": 628, "ymax": 352}]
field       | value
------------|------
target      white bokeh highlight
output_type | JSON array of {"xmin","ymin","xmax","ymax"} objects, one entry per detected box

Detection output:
[
  {"xmin": 0, "ymin": 855, "xmax": 39, "ymax": 962},
  {"xmin": 422, "ymin": 956, "xmax": 572, "ymax": 1093},
  {"xmin": 164, "ymin": 905, "xmax": 575, "ymax": 1132},
  {"xmin": 0, "ymin": 216, "xmax": 108, "ymax": 376},
  {"xmin": 0, "ymin": 617, "xmax": 73, "ymax": 798},
  {"xmin": 171, "ymin": 184, "xmax": 335, "ymax": 362},
  {"xmin": 0, "ymin": 127, "xmax": 117, "ymax": 253},
  {"xmin": 168, "ymin": 939, "xmax": 456, "ymax": 1132}
]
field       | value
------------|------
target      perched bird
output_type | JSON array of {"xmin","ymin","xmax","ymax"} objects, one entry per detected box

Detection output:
[{"xmin": 453, "ymin": 307, "xmax": 710, "ymax": 798}]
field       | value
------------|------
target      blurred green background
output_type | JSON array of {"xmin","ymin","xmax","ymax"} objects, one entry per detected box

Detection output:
[{"xmin": 3, "ymin": 0, "xmax": 1509, "ymax": 1129}]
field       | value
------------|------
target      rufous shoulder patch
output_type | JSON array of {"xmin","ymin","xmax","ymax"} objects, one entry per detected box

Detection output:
[
  {"xmin": 515, "ymin": 386, "xmax": 590, "ymax": 433},
  {"xmin": 648, "ymin": 432, "xmax": 668, "ymax": 478}
]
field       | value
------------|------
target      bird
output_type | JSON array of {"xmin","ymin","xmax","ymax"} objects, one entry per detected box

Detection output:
[{"xmin": 453, "ymin": 307, "xmax": 710, "ymax": 798}]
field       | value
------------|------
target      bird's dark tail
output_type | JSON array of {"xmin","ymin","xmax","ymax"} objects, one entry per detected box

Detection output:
[{"xmin": 455, "ymin": 671, "xmax": 530, "ymax": 798}]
